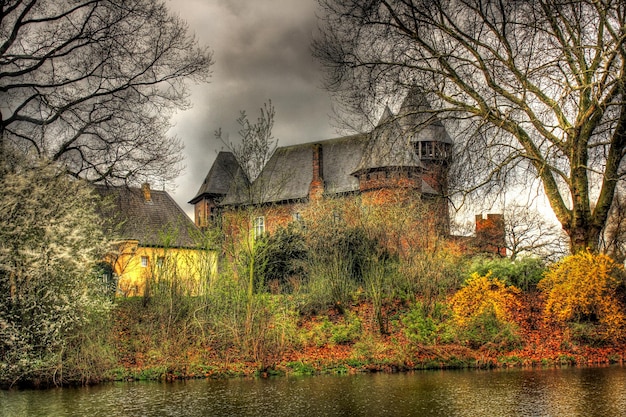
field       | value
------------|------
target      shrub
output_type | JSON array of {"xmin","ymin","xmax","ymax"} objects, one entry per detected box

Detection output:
[
  {"xmin": 538, "ymin": 252, "xmax": 626, "ymax": 340},
  {"xmin": 308, "ymin": 313, "xmax": 362, "ymax": 346},
  {"xmin": 402, "ymin": 302, "xmax": 454, "ymax": 345},
  {"xmin": 304, "ymin": 226, "xmax": 378, "ymax": 312},
  {"xmin": 451, "ymin": 273, "xmax": 521, "ymax": 326},
  {"xmin": 329, "ymin": 313, "xmax": 362, "ymax": 345},
  {"xmin": 450, "ymin": 273, "xmax": 521, "ymax": 350},
  {"xmin": 0, "ymin": 157, "xmax": 112, "ymax": 387},
  {"xmin": 460, "ymin": 307, "xmax": 522, "ymax": 351},
  {"xmin": 396, "ymin": 239, "xmax": 466, "ymax": 306},
  {"xmin": 362, "ymin": 256, "xmax": 399, "ymax": 334},
  {"xmin": 468, "ymin": 257, "xmax": 545, "ymax": 291},
  {"xmin": 254, "ymin": 225, "xmax": 308, "ymax": 293}
]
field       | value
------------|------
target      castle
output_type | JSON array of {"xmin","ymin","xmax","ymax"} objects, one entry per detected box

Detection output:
[{"xmin": 190, "ymin": 88, "xmax": 504, "ymax": 255}]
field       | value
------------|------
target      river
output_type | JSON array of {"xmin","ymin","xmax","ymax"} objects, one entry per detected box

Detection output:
[{"xmin": 2, "ymin": 366, "xmax": 626, "ymax": 416}]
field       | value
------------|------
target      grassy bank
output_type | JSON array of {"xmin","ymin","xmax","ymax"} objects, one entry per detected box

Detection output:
[
  {"xmin": 107, "ymin": 287, "xmax": 626, "ymax": 382},
  {"xmin": 5, "ymin": 213, "xmax": 626, "ymax": 388}
]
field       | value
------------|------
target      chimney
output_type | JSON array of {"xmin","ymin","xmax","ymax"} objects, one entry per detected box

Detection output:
[
  {"xmin": 309, "ymin": 144, "xmax": 324, "ymax": 200},
  {"xmin": 141, "ymin": 182, "xmax": 152, "ymax": 203}
]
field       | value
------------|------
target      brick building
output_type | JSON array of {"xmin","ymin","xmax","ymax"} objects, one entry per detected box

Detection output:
[{"xmin": 190, "ymin": 88, "xmax": 503, "ymax": 254}]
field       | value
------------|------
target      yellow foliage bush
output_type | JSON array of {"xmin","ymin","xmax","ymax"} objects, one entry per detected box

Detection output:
[
  {"xmin": 450, "ymin": 273, "xmax": 521, "ymax": 327},
  {"xmin": 538, "ymin": 252, "xmax": 626, "ymax": 335}
]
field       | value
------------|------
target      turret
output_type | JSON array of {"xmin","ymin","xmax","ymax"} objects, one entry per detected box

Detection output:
[{"xmin": 397, "ymin": 87, "xmax": 453, "ymax": 194}]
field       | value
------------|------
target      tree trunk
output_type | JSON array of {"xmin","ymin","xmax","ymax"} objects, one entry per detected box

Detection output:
[{"xmin": 567, "ymin": 224, "xmax": 600, "ymax": 254}]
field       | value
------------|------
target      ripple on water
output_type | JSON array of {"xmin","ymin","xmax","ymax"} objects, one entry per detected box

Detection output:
[{"xmin": 2, "ymin": 366, "xmax": 626, "ymax": 417}]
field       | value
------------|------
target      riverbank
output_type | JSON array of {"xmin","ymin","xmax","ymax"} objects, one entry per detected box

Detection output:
[{"xmin": 108, "ymin": 292, "xmax": 626, "ymax": 382}]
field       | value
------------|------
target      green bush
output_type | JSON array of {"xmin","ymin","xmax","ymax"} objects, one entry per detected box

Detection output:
[
  {"xmin": 309, "ymin": 314, "xmax": 362, "ymax": 346},
  {"xmin": 254, "ymin": 225, "xmax": 308, "ymax": 293},
  {"xmin": 458, "ymin": 306, "xmax": 522, "ymax": 351},
  {"xmin": 330, "ymin": 314, "xmax": 362, "ymax": 345},
  {"xmin": 286, "ymin": 361, "xmax": 316, "ymax": 375},
  {"xmin": 569, "ymin": 322, "xmax": 614, "ymax": 347},
  {"xmin": 304, "ymin": 223, "xmax": 380, "ymax": 312},
  {"xmin": 402, "ymin": 302, "xmax": 454, "ymax": 345},
  {"xmin": 468, "ymin": 257, "xmax": 545, "ymax": 291}
]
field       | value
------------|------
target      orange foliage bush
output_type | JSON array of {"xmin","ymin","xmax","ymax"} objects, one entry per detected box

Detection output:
[
  {"xmin": 538, "ymin": 252, "xmax": 626, "ymax": 337},
  {"xmin": 450, "ymin": 273, "xmax": 521, "ymax": 327}
]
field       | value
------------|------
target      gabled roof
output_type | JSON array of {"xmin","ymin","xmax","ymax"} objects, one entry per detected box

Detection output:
[
  {"xmin": 321, "ymin": 134, "xmax": 369, "ymax": 194},
  {"xmin": 95, "ymin": 184, "xmax": 199, "ymax": 248},
  {"xmin": 221, "ymin": 134, "xmax": 369, "ymax": 205},
  {"xmin": 189, "ymin": 151, "xmax": 245, "ymax": 204},
  {"xmin": 221, "ymin": 142, "xmax": 311, "ymax": 205}
]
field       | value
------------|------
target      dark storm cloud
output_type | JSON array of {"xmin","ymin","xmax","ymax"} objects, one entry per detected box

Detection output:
[{"xmin": 165, "ymin": 0, "xmax": 335, "ymax": 216}]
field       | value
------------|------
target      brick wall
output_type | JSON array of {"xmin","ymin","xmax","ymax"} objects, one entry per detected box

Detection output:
[{"xmin": 475, "ymin": 213, "xmax": 506, "ymax": 256}]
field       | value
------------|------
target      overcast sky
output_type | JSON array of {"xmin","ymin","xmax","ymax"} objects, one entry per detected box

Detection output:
[
  {"xmin": 163, "ymin": 0, "xmax": 556, "ymax": 228},
  {"xmin": 165, "ymin": 0, "xmax": 337, "ymax": 218}
]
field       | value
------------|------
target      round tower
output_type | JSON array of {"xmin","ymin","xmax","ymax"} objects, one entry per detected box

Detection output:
[{"xmin": 397, "ymin": 87, "xmax": 453, "ymax": 195}]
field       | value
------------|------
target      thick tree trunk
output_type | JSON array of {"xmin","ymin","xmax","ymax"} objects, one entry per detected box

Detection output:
[{"xmin": 568, "ymin": 225, "xmax": 600, "ymax": 254}]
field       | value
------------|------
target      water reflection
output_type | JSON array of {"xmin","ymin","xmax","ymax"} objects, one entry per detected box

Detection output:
[{"xmin": 2, "ymin": 366, "xmax": 626, "ymax": 417}]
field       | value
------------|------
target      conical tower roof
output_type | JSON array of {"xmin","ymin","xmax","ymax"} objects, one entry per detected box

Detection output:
[
  {"xmin": 398, "ymin": 87, "xmax": 453, "ymax": 145},
  {"xmin": 352, "ymin": 105, "xmax": 424, "ymax": 175}
]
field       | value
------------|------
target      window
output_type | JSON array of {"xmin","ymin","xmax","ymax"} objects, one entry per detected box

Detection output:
[
  {"xmin": 293, "ymin": 212, "xmax": 305, "ymax": 228},
  {"xmin": 209, "ymin": 206, "xmax": 218, "ymax": 223},
  {"xmin": 140, "ymin": 256, "xmax": 149, "ymax": 268},
  {"xmin": 156, "ymin": 256, "xmax": 165, "ymax": 268},
  {"xmin": 422, "ymin": 142, "xmax": 435, "ymax": 158},
  {"xmin": 419, "ymin": 141, "xmax": 450, "ymax": 160},
  {"xmin": 253, "ymin": 216, "xmax": 265, "ymax": 239}
]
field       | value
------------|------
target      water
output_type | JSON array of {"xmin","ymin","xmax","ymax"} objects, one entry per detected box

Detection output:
[{"xmin": 2, "ymin": 366, "xmax": 626, "ymax": 416}]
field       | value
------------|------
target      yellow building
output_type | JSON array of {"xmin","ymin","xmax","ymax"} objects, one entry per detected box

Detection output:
[{"xmin": 96, "ymin": 183, "xmax": 216, "ymax": 297}]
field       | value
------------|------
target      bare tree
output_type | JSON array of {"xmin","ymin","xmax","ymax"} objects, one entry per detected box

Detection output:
[
  {"xmin": 503, "ymin": 204, "xmax": 568, "ymax": 261},
  {"xmin": 213, "ymin": 101, "xmax": 280, "ymax": 349},
  {"xmin": 216, "ymin": 101, "xmax": 277, "ymax": 184},
  {"xmin": 0, "ymin": 0, "xmax": 212, "ymax": 185},
  {"xmin": 314, "ymin": 0, "xmax": 626, "ymax": 254},
  {"xmin": 214, "ymin": 100, "xmax": 290, "ymax": 207}
]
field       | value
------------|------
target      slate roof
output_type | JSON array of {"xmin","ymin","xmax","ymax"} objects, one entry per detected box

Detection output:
[
  {"xmin": 94, "ymin": 184, "xmax": 199, "ymax": 248},
  {"xmin": 197, "ymin": 88, "xmax": 452, "ymax": 207},
  {"xmin": 222, "ymin": 134, "xmax": 369, "ymax": 205},
  {"xmin": 189, "ymin": 151, "xmax": 246, "ymax": 204},
  {"xmin": 221, "ymin": 144, "xmax": 310, "ymax": 205},
  {"xmin": 398, "ymin": 87, "xmax": 454, "ymax": 145},
  {"xmin": 319, "ymin": 134, "xmax": 369, "ymax": 195},
  {"xmin": 353, "ymin": 111, "xmax": 424, "ymax": 175}
]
